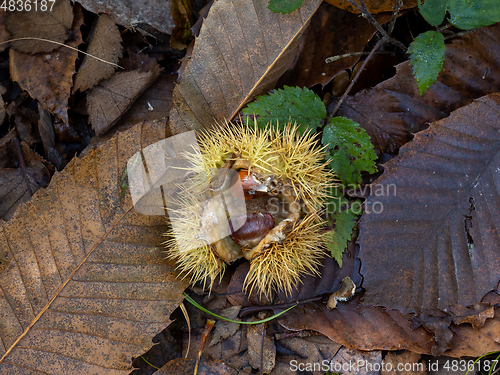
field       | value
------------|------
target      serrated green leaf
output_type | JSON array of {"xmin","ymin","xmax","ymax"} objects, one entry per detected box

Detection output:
[
  {"xmin": 447, "ymin": 0, "xmax": 500, "ymax": 30},
  {"xmin": 408, "ymin": 30, "xmax": 445, "ymax": 95},
  {"xmin": 325, "ymin": 187, "xmax": 361, "ymax": 267},
  {"xmin": 243, "ymin": 86, "xmax": 326, "ymax": 134},
  {"xmin": 419, "ymin": 0, "xmax": 448, "ymax": 26},
  {"xmin": 268, "ymin": 0, "xmax": 304, "ymax": 14},
  {"xmin": 322, "ymin": 117, "xmax": 377, "ymax": 185}
]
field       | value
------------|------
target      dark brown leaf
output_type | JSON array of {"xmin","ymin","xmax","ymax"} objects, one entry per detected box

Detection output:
[
  {"xmin": 169, "ymin": 0, "xmax": 322, "ymax": 133},
  {"xmin": 6, "ymin": 0, "xmax": 73, "ymax": 54},
  {"xmin": 9, "ymin": 5, "xmax": 83, "ymax": 125},
  {"xmin": 77, "ymin": 0, "xmax": 175, "ymax": 34},
  {"xmin": 0, "ymin": 12, "xmax": 9, "ymax": 53},
  {"xmin": 0, "ymin": 135, "xmax": 50, "ymax": 220},
  {"xmin": 73, "ymin": 14, "xmax": 123, "ymax": 93},
  {"xmin": 359, "ymin": 93, "xmax": 500, "ymax": 314},
  {"xmin": 0, "ymin": 119, "xmax": 189, "ymax": 372},
  {"xmin": 381, "ymin": 351, "xmax": 427, "ymax": 375},
  {"xmin": 247, "ymin": 323, "xmax": 275, "ymax": 373},
  {"xmin": 278, "ymin": 3, "xmax": 391, "ymax": 88},
  {"xmin": 87, "ymin": 70, "xmax": 160, "ymax": 136},
  {"xmin": 37, "ymin": 102, "xmax": 63, "ymax": 169},
  {"xmin": 324, "ymin": 0, "xmax": 418, "ymax": 14}
]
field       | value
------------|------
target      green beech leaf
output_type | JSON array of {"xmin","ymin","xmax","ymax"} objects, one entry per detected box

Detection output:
[
  {"xmin": 243, "ymin": 86, "xmax": 326, "ymax": 134},
  {"xmin": 419, "ymin": 0, "xmax": 448, "ymax": 26},
  {"xmin": 322, "ymin": 117, "xmax": 377, "ymax": 185},
  {"xmin": 268, "ymin": 0, "xmax": 304, "ymax": 14},
  {"xmin": 447, "ymin": 0, "xmax": 500, "ymax": 30},
  {"xmin": 408, "ymin": 30, "xmax": 445, "ymax": 95}
]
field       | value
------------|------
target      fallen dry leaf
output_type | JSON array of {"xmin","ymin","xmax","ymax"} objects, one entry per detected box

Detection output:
[
  {"xmin": 6, "ymin": 0, "xmax": 73, "ymax": 54},
  {"xmin": 169, "ymin": 0, "xmax": 322, "ymax": 134},
  {"xmin": 0, "ymin": 119, "xmax": 189, "ymax": 372},
  {"xmin": 0, "ymin": 132, "xmax": 51, "ymax": 221},
  {"xmin": 278, "ymin": 3, "xmax": 392, "ymax": 88},
  {"xmin": 0, "ymin": 12, "xmax": 9, "ymax": 53},
  {"xmin": 247, "ymin": 323, "xmax": 276, "ymax": 373},
  {"xmin": 381, "ymin": 351, "xmax": 427, "ymax": 375},
  {"xmin": 77, "ymin": 0, "xmax": 176, "ymax": 34},
  {"xmin": 73, "ymin": 13, "xmax": 123, "ymax": 93},
  {"xmin": 359, "ymin": 93, "xmax": 500, "ymax": 314},
  {"xmin": 325, "ymin": 0, "xmax": 418, "ymax": 14},
  {"xmin": 158, "ymin": 356, "xmax": 237, "ymax": 375},
  {"xmin": 87, "ymin": 69, "xmax": 160, "ymax": 136},
  {"xmin": 330, "ymin": 347, "xmax": 382, "ymax": 375},
  {"xmin": 9, "ymin": 4, "xmax": 83, "ymax": 126},
  {"xmin": 6, "ymin": 101, "xmax": 40, "ymax": 146},
  {"xmin": 37, "ymin": 102, "xmax": 63, "ymax": 169}
]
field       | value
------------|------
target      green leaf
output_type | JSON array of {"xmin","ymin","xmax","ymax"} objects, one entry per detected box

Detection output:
[
  {"xmin": 243, "ymin": 86, "xmax": 326, "ymax": 134},
  {"xmin": 322, "ymin": 117, "xmax": 377, "ymax": 185},
  {"xmin": 419, "ymin": 0, "xmax": 448, "ymax": 26},
  {"xmin": 268, "ymin": 0, "xmax": 304, "ymax": 14},
  {"xmin": 325, "ymin": 187, "xmax": 361, "ymax": 267},
  {"xmin": 447, "ymin": 0, "xmax": 500, "ymax": 30},
  {"xmin": 408, "ymin": 30, "xmax": 445, "ymax": 95}
]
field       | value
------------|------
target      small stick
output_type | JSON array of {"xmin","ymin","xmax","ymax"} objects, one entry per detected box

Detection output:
[
  {"xmin": 328, "ymin": 38, "xmax": 384, "ymax": 119},
  {"xmin": 326, "ymin": 50, "xmax": 400, "ymax": 63},
  {"xmin": 14, "ymin": 138, "xmax": 34, "ymax": 197},
  {"xmin": 388, "ymin": 0, "xmax": 403, "ymax": 35},
  {"xmin": 0, "ymin": 37, "xmax": 124, "ymax": 69}
]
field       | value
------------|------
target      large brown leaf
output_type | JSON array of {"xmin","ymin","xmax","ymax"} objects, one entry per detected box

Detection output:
[
  {"xmin": 0, "ymin": 119, "xmax": 188, "ymax": 373},
  {"xmin": 358, "ymin": 93, "xmax": 500, "ymax": 314},
  {"xmin": 169, "ymin": 0, "xmax": 322, "ymax": 133}
]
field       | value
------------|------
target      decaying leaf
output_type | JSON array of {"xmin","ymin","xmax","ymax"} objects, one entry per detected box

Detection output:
[
  {"xmin": 359, "ymin": 93, "xmax": 500, "ymax": 314},
  {"xmin": 87, "ymin": 70, "xmax": 160, "ymax": 136},
  {"xmin": 324, "ymin": 0, "xmax": 418, "ymax": 14},
  {"xmin": 9, "ymin": 4, "xmax": 83, "ymax": 125},
  {"xmin": 6, "ymin": 0, "xmax": 74, "ymax": 54},
  {"xmin": 0, "ymin": 132, "xmax": 51, "ymax": 221},
  {"xmin": 73, "ymin": 14, "xmax": 123, "ymax": 93},
  {"xmin": 278, "ymin": 3, "xmax": 391, "ymax": 88},
  {"xmin": 208, "ymin": 305, "xmax": 241, "ymax": 347},
  {"xmin": 0, "ymin": 12, "xmax": 9, "ymax": 53},
  {"xmin": 169, "ymin": 0, "xmax": 322, "ymax": 133},
  {"xmin": 114, "ymin": 74, "xmax": 176, "ymax": 130},
  {"xmin": 37, "ymin": 103, "xmax": 63, "ymax": 169},
  {"xmin": 330, "ymin": 347, "xmax": 382, "ymax": 375},
  {"xmin": 247, "ymin": 323, "xmax": 276, "ymax": 373},
  {"xmin": 381, "ymin": 351, "xmax": 427, "ymax": 375},
  {"xmin": 77, "ymin": 0, "xmax": 176, "ymax": 34},
  {"xmin": 0, "ymin": 119, "xmax": 189, "ymax": 372}
]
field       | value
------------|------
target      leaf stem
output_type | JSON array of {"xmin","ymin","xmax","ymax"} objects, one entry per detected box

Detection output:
[{"xmin": 182, "ymin": 292, "xmax": 297, "ymax": 324}]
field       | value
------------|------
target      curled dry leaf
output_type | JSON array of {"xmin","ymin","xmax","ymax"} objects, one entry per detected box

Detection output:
[
  {"xmin": 168, "ymin": 0, "xmax": 322, "ymax": 133},
  {"xmin": 6, "ymin": 0, "xmax": 73, "ymax": 54},
  {"xmin": 359, "ymin": 93, "xmax": 500, "ymax": 315},
  {"xmin": 73, "ymin": 14, "xmax": 123, "ymax": 93},
  {"xmin": 0, "ymin": 119, "xmax": 189, "ymax": 372},
  {"xmin": 0, "ymin": 132, "xmax": 51, "ymax": 221},
  {"xmin": 87, "ymin": 69, "xmax": 160, "ymax": 136},
  {"xmin": 9, "ymin": 4, "xmax": 83, "ymax": 125},
  {"xmin": 77, "ymin": 0, "xmax": 175, "ymax": 34}
]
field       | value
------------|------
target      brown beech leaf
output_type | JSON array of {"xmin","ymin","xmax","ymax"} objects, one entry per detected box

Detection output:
[
  {"xmin": 169, "ymin": 0, "xmax": 322, "ymax": 134},
  {"xmin": 0, "ymin": 134, "xmax": 51, "ymax": 221},
  {"xmin": 325, "ymin": 0, "xmax": 418, "ymax": 14},
  {"xmin": 114, "ymin": 74, "xmax": 176, "ymax": 130},
  {"xmin": 9, "ymin": 4, "xmax": 83, "ymax": 125},
  {"xmin": 279, "ymin": 297, "xmax": 434, "ymax": 355},
  {"xmin": 6, "ymin": 0, "xmax": 73, "ymax": 54},
  {"xmin": 278, "ymin": 3, "xmax": 391, "ymax": 88},
  {"xmin": 358, "ymin": 93, "xmax": 500, "ymax": 314},
  {"xmin": 77, "ymin": 0, "xmax": 175, "ymax": 34},
  {"xmin": 0, "ymin": 119, "xmax": 189, "ymax": 372},
  {"xmin": 73, "ymin": 14, "xmax": 123, "ymax": 93},
  {"xmin": 0, "ymin": 12, "xmax": 10, "ymax": 53},
  {"xmin": 87, "ymin": 70, "xmax": 160, "ymax": 136}
]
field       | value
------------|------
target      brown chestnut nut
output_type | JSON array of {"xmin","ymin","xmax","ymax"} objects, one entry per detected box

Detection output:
[{"xmin": 229, "ymin": 213, "xmax": 274, "ymax": 248}]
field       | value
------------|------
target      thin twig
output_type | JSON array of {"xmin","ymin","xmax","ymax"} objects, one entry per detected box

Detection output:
[
  {"xmin": 0, "ymin": 37, "xmax": 124, "ymax": 69},
  {"xmin": 443, "ymin": 28, "xmax": 478, "ymax": 41},
  {"xmin": 14, "ymin": 138, "xmax": 33, "ymax": 197},
  {"xmin": 325, "ymin": 50, "xmax": 400, "ymax": 63},
  {"xmin": 345, "ymin": 0, "xmax": 407, "ymax": 51},
  {"xmin": 388, "ymin": 0, "xmax": 403, "ymax": 35},
  {"xmin": 328, "ymin": 38, "xmax": 384, "ymax": 119}
]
